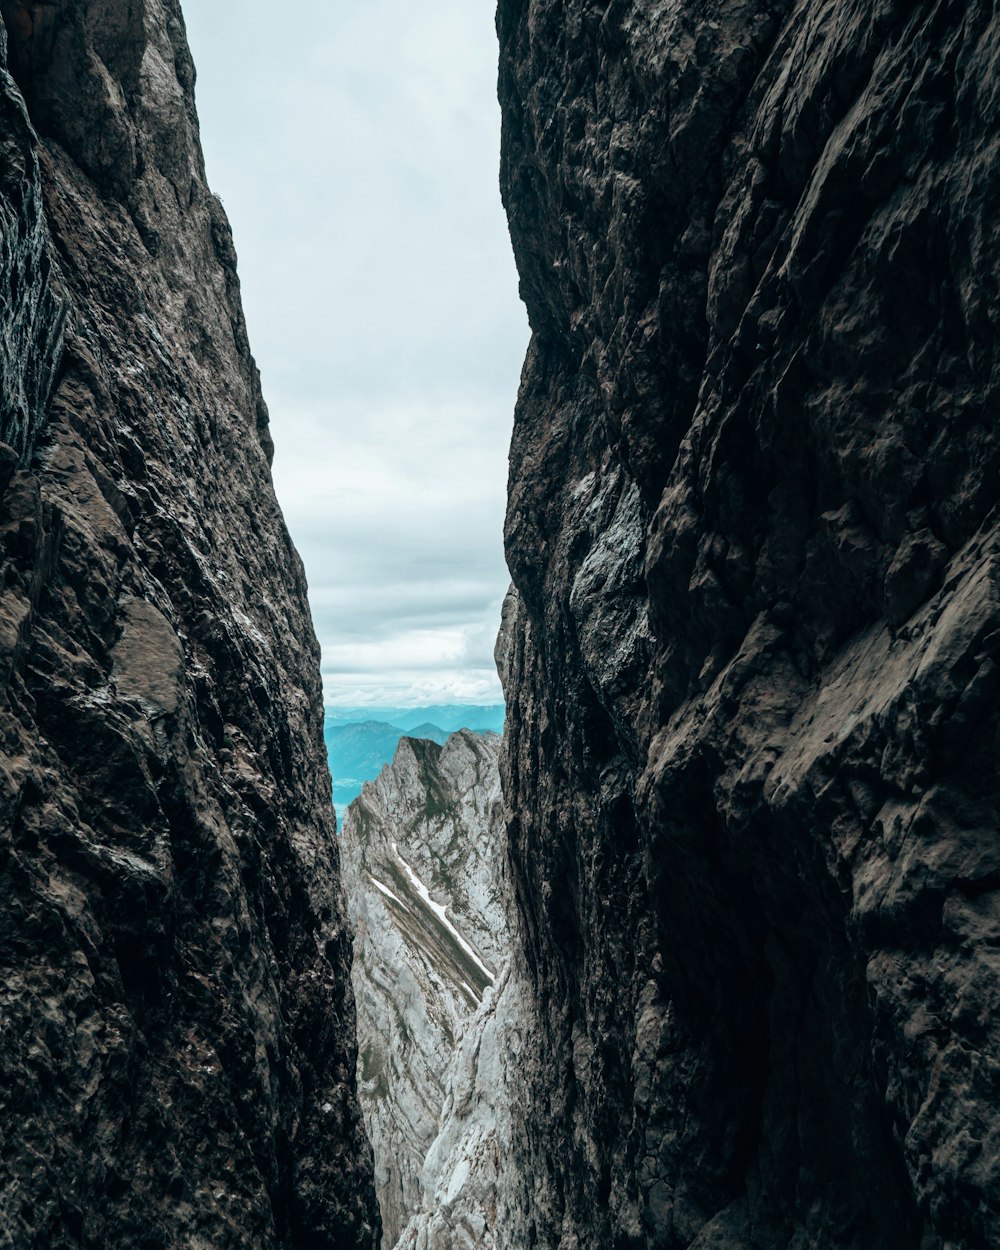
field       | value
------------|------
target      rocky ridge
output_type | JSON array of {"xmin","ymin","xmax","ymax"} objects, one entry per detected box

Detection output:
[
  {"xmin": 0, "ymin": 2, "xmax": 377, "ymax": 1246},
  {"xmin": 497, "ymin": 1, "xmax": 1000, "ymax": 1247},
  {"xmin": 342, "ymin": 730, "xmax": 520, "ymax": 1250}
]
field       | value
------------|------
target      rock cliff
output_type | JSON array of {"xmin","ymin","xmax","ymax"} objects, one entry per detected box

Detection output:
[
  {"xmin": 0, "ymin": 3, "xmax": 377, "ymax": 1246},
  {"xmin": 498, "ymin": 2, "xmax": 1000, "ymax": 1247},
  {"xmin": 342, "ymin": 730, "xmax": 519, "ymax": 1249}
]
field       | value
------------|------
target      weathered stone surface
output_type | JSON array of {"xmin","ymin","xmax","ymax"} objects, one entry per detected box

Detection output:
[
  {"xmin": 0, "ymin": 3, "xmax": 377, "ymax": 1246},
  {"xmin": 0, "ymin": 14, "xmax": 65, "ymax": 460},
  {"xmin": 342, "ymin": 730, "xmax": 518, "ymax": 1249},
  {"xmin": 395, "ymin": 958, "xmax": 524, "ymax": 1250},
  {"xmin": 497, "ymin": 1, "xmax": 1000, "ymax": 1247}
]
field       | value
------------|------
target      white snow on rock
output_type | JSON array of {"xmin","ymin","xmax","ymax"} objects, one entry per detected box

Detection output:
[
  {"xmin": 391, "ymin": 840, "xmax": 495, "ymax": 986},
  {"xmin": 369, "ymin": 874, "xmax": 407, "ymax": 910}
]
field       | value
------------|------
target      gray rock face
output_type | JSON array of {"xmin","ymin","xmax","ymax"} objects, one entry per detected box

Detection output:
[
  {"xmin": 394, "ymin": 958, "xmax": 524, "ymax": 1250},
  {"xmin": 498, "ymin": 2, "xmax": 1000, "ymax": 1248},
  {"xmin": 0, "ymin": 3, "xmax": 377, "ymax": 1246},
  {"xmin": 342, "ymin": 731, "xmax": 519, "ymax": 1250}
]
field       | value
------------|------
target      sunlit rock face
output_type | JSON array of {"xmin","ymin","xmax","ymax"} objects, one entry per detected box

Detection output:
[
  {"xmin": 0, "ymin": 3, "xmax": 378, "ymax": 1245},
  {"xmin": 497, "ymin": 1, "xmax": 1000, "ymax": 1247},
  {"xmin": 342, "ymin": 730, "xmax": 523, "ymax": 1249}
]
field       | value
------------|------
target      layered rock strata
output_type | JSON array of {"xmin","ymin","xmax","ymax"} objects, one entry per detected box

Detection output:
[
  {"xmin": 342, "ymin": 730, "xmax": 518, "ymax": 1249},
  {"xmin": 498, "ymin": 1, "xmax": 1000, "ymax": 1247},
  {"xmin": 0, "ymin": 3, "xmax": 377, "ymax": 1246}
]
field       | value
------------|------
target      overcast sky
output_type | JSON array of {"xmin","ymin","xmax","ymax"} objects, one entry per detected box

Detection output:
[{"xmin": 182, "ymin": 0, "xmax": 527, "ymax": 707}]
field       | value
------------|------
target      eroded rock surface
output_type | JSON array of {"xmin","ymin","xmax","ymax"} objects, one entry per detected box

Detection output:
[
  {"xmin": 498, "ymin": 2, "xmax": 1000, "ymax": 1247},
  {"xmin": 342, "ymin": 730, "xmax": 519, "ymax": 1249},
  {"xmin": 0, "ymin": 3, "xmax": 377, "ymax": 1246}
]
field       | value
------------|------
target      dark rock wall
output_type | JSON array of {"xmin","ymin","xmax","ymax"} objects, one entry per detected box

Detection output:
[
  {"xmin": 0, "ymin": 15, "xmax": 65, "ymax": 460},
  {"xmin": 497, "ymin": 1, "xmax": 1000, "ymax": 1247},
  {"xmin": 0, "ymin": 3, "xmax": 378, "ymax": 1247}
]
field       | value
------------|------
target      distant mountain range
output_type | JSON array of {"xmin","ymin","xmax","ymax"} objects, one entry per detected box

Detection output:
[
  {"xmin": 324, "ymin": 705, "xmax": 505, "ymax": 818},
  {"xmin": 324, "ymin": 704, "xmax": 506, "ymax": 733}
]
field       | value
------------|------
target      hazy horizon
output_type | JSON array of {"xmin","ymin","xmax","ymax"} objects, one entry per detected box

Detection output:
[{"xmin": 323, "ymin": 700, "xmax": 505, "ymax": 718}]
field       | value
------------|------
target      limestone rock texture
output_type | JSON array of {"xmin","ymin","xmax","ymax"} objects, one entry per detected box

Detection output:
[
  {"xmin": 497, "ymin": 1, "xmax": 1000, "ymax": 1248},
  {"xmin": 393, "ymin": 959, "xmax": 524, "ymax": 1250},
  {"xmin": 0, "ymin": 3, "xmax": 378, "ymax": 1247},
  {"xmin": 342, "ymin": 731, "xmax": 520, "ymax": 1250}
]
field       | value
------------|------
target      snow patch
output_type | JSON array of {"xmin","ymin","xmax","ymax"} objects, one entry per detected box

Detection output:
[
  {"xmin": 391, "ymin": 841, "xmax": 495, "ymax": 984},
  {"xmin": 369, "ymin": 874, "xmax": 407, "ymax": 910}
]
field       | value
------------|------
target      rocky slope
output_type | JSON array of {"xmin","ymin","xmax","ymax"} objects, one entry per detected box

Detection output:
[
  {"xmin": 341, "ymin": 730, "xmax": 517, "ymax": 1249},
  {"xmin": 497, "ymin": 1, "xmax": 1000, "ymax": 1247},
  {"xmin": 0, "ymin": 3, "xmax": 377, "ymax": 1246}
]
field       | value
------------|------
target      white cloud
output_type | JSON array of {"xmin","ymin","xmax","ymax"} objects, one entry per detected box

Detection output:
[{"xmin": 183, "ymin": 0, "xmax": 527, "ymax": 705}]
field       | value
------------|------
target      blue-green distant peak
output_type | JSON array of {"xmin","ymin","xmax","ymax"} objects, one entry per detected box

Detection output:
[{"xmin": 325, "ymin": 704, "xmax": 504, "ymax": 819}]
